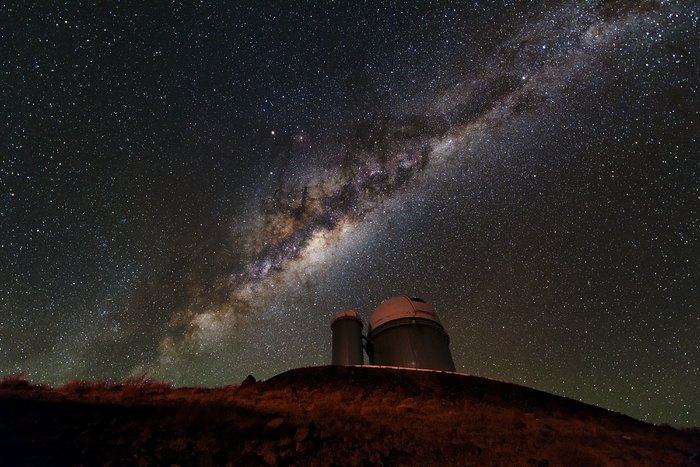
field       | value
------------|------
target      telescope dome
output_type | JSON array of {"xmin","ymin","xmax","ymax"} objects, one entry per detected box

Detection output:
[
  {"xmin": 332, "ymin": 309, "xmax": 362, "ymax": 324},
  {"xmin": 367, "ymin": 295, "xmax": 455, "ymax": 371},
  {"xmin": 369, "ymin": 295, "xmax": 439, "ymax": 330}
]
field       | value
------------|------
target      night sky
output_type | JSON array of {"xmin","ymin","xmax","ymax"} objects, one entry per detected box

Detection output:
[{"xmin": 2, "ymin": 1, "xmax": 698, "ymax": 426}]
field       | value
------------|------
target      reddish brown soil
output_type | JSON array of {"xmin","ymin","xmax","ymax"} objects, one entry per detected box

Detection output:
[{"xmin": 1, "ymin": 365, "xmax": 698, "ymax": 466}]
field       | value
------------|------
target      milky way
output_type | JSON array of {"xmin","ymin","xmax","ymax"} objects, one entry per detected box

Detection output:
[
  {"xmin": 166, "ymin": 0, "xmax": 677, "ymax": 353},
  {"xmin": 2, "ymin": 1, "xmax": 698, "ymax": 426}
]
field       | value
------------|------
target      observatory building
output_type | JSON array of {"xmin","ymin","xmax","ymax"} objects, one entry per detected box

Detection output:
[
  {"xmin": 331, "ymin": 295, "xmax": 456, "ymax": 372},
  {"xmin": 330, "ymin": 309, "xmax": 365, "ymax": 366}
]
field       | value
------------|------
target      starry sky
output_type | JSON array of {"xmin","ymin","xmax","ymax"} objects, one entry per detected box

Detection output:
[{"xmin": 2, "ymin": 1, "xmax": 698, "ymax": 426}]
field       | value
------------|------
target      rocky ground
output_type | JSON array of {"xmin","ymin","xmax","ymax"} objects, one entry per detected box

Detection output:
[{"xmin": 1, "ymin": 365, "xmax": 698, "ymax": 466}]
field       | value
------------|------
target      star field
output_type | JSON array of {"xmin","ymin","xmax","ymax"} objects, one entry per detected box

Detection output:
[{"xmin": 1, "ymin": 1, "xmax": 698, "ymax": 426}]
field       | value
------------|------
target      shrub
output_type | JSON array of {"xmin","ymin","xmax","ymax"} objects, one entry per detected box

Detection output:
[
  {"xmin": 0, "ymin": 372, "xmax": 30, "ymax": 388},
  {"xmin": 58, "ymin": 373, "xmax": 173, "ymax": 400},
  {"xmin": 123, "ymin": 373, "xmax": 173, "ymax": 391}
]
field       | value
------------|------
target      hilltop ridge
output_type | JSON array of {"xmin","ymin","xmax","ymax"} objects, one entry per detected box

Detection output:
[{"xmin": 1, "ymin": 365, "xmax": 698, "ymax": 466}]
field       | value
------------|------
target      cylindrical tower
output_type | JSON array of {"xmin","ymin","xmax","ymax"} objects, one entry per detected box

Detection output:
[
  {"xmin": 367, "ymin": 296, "xmax": 455, "ymax": 371},
  {"xmin": 331, "ymin": 309, "xmax": 364, "ymax": 366}
]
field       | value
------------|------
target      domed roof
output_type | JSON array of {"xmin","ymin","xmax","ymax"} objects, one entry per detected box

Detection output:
[
  {"xmin": 332, "ymin": 309, "xmax": 363, "ymax": 326},
  {"xmin": 369, "ymin": 295, "xmax": 438, "ymax": 330}
]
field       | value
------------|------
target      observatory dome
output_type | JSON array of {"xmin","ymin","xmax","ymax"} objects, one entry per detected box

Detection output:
[
  {"xmin": 366, "ymin": 295, "xmax": 455, "ymax": 371},
  {"xmin": 332, "ymin": 309, "xmax": 362, "ymax": 324},
  {"xmin": 369, "ymin": 295, "xmax": 439, "ymax": 331}
]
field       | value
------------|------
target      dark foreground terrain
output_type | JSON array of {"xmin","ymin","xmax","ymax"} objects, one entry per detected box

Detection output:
[{"xmin": 1, "ymin": 366, "xmax": 698, "ymax": 466}]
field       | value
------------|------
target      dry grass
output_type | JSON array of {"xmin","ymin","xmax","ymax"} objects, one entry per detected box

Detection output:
[
  {"xmin": 1, "ymin": 366, "xmax": 698, "ymax": 466},
  {"xmin": 0, "ymin": 372, "xmax": 30, "ymax": 387}
]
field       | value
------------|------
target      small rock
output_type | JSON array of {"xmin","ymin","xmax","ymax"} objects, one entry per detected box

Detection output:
[
  {"xmin": 136, "ymin": 456, "xmax": 155, "ymax": 467},
  {"xmin": 266, "ymin": 417, "xmax": 284, "ymax": 430},
  {"xmin": 279, "ymin": 435, "xmax": 292, "ymax": 447},
  {"xmin": 241, "ymin": 375, "xmax": 256, "ymax": 386},
  {"xmin": 295, "ymin": 426, "xmax": 309, "ymax": 443},
  {"xmin": 263, "ymin": 451, "xmax": 277, "ymax": 465},
  {"xmin": 397, "ymin": 403, "xmax": 414, "ymax": 413}
]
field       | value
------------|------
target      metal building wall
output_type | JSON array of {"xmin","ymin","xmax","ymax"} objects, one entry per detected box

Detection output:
[
  {"xmin": 368, "ymin": 318, "xmax": 455, "ymax": 371},
  {"xmin": 331, "ymin": 317, "xmax": 364, "ymax": 366}
]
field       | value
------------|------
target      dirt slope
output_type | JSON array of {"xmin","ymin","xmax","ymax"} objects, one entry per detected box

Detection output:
[{"xmin": 1, "ymin": 365, "xmax": 698, "ymax": 466}]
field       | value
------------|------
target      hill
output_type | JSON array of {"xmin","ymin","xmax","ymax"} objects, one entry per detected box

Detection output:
[{"xmin": 1, "ymin": 366, "xmax": 698, "ymax": 466}]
